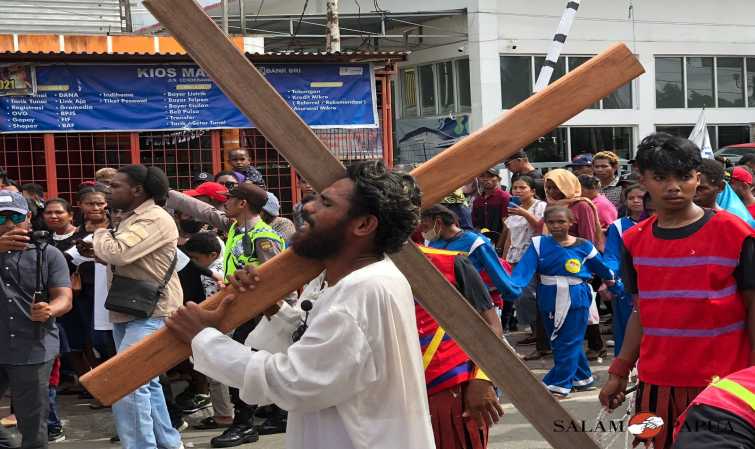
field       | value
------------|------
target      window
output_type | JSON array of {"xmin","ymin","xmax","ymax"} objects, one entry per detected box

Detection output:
[
  {"xmin": 419, "ymin": 65, "xmax": 436, "ymax": 116},
  {"xmin": 523, "ymin": 126, "xmax": 634, "ymax": 163},
  {"xmin": 656, "ymin": 56, "xmax": 755, "ymax": 108},
  {"xmin": 686, "ymin": 57, "xmax": 714, "ymax": 108},
  {"xmin": 717, "ymin": 125, "xmax": 750, "ymax": 148},
  {"xmin": 717, "ymin": 58, "xmax": 745, "ymax": 107},
  {"xmin": 604, "ymin": 82, "xmax": 633, "ymax": 109},
  {"xmin": 456, "ymin": 59, "xmax": 471, "ymax": 112},
  {"xmin": 399, "ymin": 58, "xmax": 470, "ymax": 117},
  {"xmin": 569, "ymin": 127, "xmax": 634, "ymax": 160},
  {"xmin": 748, "ymin": 58, "xmax": 755, "ymax": 108},
  {"xmin": 437, "ymin": 61, "xmax": 454, "ymax": 115},
  {"xmin": 502, "ymin": 55, "xmax": 633, "ymax": 110},
  {"xmin": 500, "ymin": 56, "xmax": 532, "ymax": 109},
  {"xmin": 523, "ymin": 128, "xmax": 568, "ymax": 163},
  {"xmin": 534, "ymin": 56, "xmax": 566, "ymax": 85},
  {"xmin": 656, "ymin": 124, "xmax": 751, "ymax": 149},
  {"xmin": 656, "ymin": 125, "xmax": 716, "ymax": 148},
  {"xmin": 656, "ymin": 57, "xmax": 685, "ymax": 108},
  {"xmin": 400, "ymin": 69, "xmax": 417, "ymax": 116}
]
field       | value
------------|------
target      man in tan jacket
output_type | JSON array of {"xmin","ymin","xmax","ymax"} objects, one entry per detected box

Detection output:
[{"xmin": 91, "ymin": 165, "xmax": 184, "ymax": 449}]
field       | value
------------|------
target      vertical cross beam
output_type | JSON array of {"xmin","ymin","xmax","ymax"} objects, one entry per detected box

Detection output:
[{"xmin": 80, "ymin": 2, "xmax": 644, "ymax": 448}]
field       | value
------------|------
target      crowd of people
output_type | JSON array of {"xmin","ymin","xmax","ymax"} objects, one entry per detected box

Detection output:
[{"xmin": 0, "ymin": 137, "xmax": 753, "ymax": 449}]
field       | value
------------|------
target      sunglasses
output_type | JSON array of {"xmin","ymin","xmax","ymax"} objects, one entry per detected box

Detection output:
[
  {"xmin": 0, "ymin": 212, "xmax": 27, "ymax": 225},
  {"xmin": 223, "ymin": 181, "xmax": 238, "ymax": 190}
]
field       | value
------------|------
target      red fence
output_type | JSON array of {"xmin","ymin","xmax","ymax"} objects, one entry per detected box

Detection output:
[{"xmin": 1, "ymin": 127, "xmax": 387, "ymax": 214}]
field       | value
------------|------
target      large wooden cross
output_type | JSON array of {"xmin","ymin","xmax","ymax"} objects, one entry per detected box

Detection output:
[{"xmin": 80, "ymin": 2, "xmax": 644, "ymax": 448}]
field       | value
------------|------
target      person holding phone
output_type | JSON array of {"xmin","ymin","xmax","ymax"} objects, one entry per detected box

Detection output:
[{"xmin": 501, "ymin": 176, "xmax": 546, "ymax": 350}]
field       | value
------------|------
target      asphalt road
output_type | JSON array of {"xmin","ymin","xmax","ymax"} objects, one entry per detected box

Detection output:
[{"xmin": 1, "ymin": 336, "xmax": 637, "ymax": 449}]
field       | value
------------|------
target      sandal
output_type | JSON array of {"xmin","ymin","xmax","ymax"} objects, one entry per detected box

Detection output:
[{"xmin": 193, "ymin": 417, "xmax": 232, "ymax": 430}]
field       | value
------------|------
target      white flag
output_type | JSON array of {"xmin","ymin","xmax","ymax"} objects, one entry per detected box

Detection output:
[{"xmin": 689, "ymin": 109, "xmax": 714, "ymax": 159}]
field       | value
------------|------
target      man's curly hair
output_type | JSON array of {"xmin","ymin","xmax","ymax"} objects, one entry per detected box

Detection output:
[{"xmin": 346, "ymin": 160, "xmax": 422, "ymax": 254}]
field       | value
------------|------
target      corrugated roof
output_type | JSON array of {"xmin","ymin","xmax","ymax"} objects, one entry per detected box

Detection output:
[
  {"xmin": 1, "ymin": 0, "xmax": 125, "ymax": 34},
  {"xmin": 0, "ymin": 49, "xmax": 408, "ymax": 63}
]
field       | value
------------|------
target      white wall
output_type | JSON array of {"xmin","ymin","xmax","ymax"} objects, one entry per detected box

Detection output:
[
  {"xmin": 394, "ymin": 0, "xmax": 755, "ymax": 155},
  {"xmin": 495, "ymin": 0, "xmax": 755, "ymax": 140}
]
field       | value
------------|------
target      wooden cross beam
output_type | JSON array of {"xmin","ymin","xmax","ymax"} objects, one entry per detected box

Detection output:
[{"xmin": 80, "ymin": 2, "xmax": 644, "ymax": 448}]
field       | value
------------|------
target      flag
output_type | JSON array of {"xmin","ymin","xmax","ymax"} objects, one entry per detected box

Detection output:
[
  {"xmin": 689, "ymin": 109, "xmax": 714, "ymax": 159},
  {"xmin": 717, "ymin": 184, "xmax": 755, "ymax": 228}
]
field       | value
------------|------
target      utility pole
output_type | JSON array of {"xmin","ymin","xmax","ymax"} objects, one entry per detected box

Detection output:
[
  {"xmin": 222, "ymin": 0, "xmax": 229, "ymax": 33},
  {"xmin": 325, "ymin": 0, "xmax": 340, "ymax": 52},
  {"xmin": 119, "ymin": 0, "xmax": 133, "ymax": 32},
  {"xmin": 240, "ymin": 0, "xmax": 246, "ymax": 35}
]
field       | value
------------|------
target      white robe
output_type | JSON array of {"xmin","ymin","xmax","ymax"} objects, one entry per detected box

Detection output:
[{"xmin": 191, "ymin": 258, "xmax": 436, "ymax": 449}]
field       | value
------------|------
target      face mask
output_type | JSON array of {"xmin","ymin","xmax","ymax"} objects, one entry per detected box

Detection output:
[{"xmin": 422, "ymin": 223, "xmax": 440, "ymax": 242}]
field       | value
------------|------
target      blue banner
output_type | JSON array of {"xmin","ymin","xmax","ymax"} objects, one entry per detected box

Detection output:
[{"xmin": 0, "ymin": 63, "xmax": 377, "ymax": 133}]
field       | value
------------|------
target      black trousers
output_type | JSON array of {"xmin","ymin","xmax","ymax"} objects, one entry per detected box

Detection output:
[
  {"xmin": 0, "ymin": 360, "xmax": 54, "ymax": 449},
  {"xmin": 230, "ymin": 317, "xmax": 262, "ymax": 426}
]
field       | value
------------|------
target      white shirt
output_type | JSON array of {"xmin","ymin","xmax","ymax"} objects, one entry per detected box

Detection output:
[
  {"xmin": 192, "ymin": 258, "xmax": 436, "ymax": 449},
  {"xmin": 504, "ymin": 199, "xmax": 546, "ymax": 263},
  {"xmin": 243, "ymin": 270, "xmax": 326, "ymax": 358},
  {"xmin": 66, "ymin": 234, "xmax": 112, "ymax": 331}
]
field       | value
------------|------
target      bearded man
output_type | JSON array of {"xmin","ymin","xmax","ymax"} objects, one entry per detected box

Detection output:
[{"xmin": 166, "ymin": 161, "xmax": 436, "ymax": 449}]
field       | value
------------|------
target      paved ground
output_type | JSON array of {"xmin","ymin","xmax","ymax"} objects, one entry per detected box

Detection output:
[{"xmin": 1, "ymin": 334, "xmax": 635, "ymax": 449}]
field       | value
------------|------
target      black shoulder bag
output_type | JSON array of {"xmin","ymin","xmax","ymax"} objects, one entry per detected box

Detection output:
[{"xmin": 105, "ymin": 252, "xmax": 178, "ymax": 319}]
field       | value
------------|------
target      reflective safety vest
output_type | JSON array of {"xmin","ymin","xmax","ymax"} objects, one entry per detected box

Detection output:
[
  {"xmin": 622, "ymin": 211, "xmax": 752, "ymax": 387},
  {"xmin": 674, "ymin": 366, "xmax": 755, "ymax": 440},
  {"xmin": 417, "ymin": 246, "xmax": 476, "ymax": 395},
  {"xmin": 223, "ymin": 219, "xmax": 285, "ymax": 279}
]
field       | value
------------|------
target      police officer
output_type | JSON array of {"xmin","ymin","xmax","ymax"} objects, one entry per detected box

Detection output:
[
  {"xmin": 0, "ymin": 190, "xmax": 72, "ymax": 449},
  {"xmin": 166, "ymin": 183, "xmax": 286, "ymax": 447}
]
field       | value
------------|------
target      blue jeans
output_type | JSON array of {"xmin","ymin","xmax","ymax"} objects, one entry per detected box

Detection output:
[
  {"xmin": 112, "ymin": 318, "xmax": 182, "ymax": 449},
  {"xmin": 47, "ymin": 387, "xmax": 61, "ymax": 431}
]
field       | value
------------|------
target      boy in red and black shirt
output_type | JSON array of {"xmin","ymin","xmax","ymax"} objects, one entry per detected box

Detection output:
[
  {"xmin": 599, "ymin": 133, "xmax": 755, "ymax": 449},
  {"xmin": 472, "ymin": 168, "xmax": 510, "ymax": 252}
]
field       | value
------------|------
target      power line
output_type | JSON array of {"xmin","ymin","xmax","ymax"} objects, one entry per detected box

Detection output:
[
  {"xmin": 471, "ymin": 9, "xmax": 755, "ymax": 30},
  {"xmin": 291, "ymin": 0, "xmax": 310, "ymax": 50}
]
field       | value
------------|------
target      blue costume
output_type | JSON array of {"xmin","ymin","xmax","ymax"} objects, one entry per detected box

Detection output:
[
  {"xmin": 427, "ymin": 231, "xmax": 518, "ymax": 300},
  {"xmin": 512, "ymin": 236, "xmax": 614, "ymax": 396},
  {"xmin": 604, "ymin": 217, "xmax": 637, "ymax": 356}
]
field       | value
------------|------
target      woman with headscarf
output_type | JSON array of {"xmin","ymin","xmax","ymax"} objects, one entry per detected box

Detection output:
[
  {"xmin": 541, "ymin": 169, "xmax": 606, "ymax": 361},
  {"xmin": 543, "ymin": 169, "xmax": 604, "ymax": 251}
]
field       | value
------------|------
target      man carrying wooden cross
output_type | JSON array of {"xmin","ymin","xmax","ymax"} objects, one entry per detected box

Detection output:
[{"xmin": 166, "ymin": 160, "xmax": 437, "ymax": 449}]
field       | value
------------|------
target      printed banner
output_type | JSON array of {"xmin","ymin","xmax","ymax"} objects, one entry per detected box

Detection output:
[{"xmin": 0, "ymin": 63, "xmax": 377, "ymax": 133}]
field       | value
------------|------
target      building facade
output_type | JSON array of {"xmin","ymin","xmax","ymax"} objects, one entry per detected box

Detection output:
[{"xmin": 391, "ymin": 0, "xmax": 755, "ymax": 164}]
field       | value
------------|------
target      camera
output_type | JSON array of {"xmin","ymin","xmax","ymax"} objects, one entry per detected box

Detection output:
[{"xmin": 30, "ymin": 230, "xmax": 50, "ymax": 244}]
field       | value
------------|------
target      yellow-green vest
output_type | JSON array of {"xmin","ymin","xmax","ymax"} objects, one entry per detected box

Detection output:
[{"xmin": 223, "ymin": 219, "xmax": 285, "ymax": 279}]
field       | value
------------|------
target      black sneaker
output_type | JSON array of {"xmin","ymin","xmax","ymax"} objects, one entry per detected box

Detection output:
[
  {"xmin": 48, "ymin": 427, "xmax": 66, "ymax": 443},
  {"xmin": 173, "ymin": 418, "xmax": 189, "ymax": 432},
  {"xmin": 177, "ymin": 393, "xmax": 211, "ymax": 414},
  {"xmin": 210, "ymin": 424, "xmax": 259, "ymax": 448}
]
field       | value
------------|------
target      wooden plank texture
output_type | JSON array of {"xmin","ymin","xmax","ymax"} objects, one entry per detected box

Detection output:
[
  {"xmin": 415, "ymin": 42, "xmax": 644, "ymax": 207},
  {"xmin": 142, "ymin": 0, "xmax": 344, "ymax": 192},
  {"xmin": 80, "ymin": 1, "xmax": 644, "ymax": 448}
]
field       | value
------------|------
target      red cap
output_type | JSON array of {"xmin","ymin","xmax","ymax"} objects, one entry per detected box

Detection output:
[
  {"xmin": 731, "ymin": 167, "xmax": 753, "ymax": 185},
  {"xmin": 184, "ymin": 182, "xmax": 229, "ymax": 203}
]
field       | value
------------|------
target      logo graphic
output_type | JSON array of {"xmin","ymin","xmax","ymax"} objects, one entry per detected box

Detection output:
[
  {"xmin": 627, "ymin": 413, "xmax": 664, "ymax": 440},
  {"xmin": 564, "ymin": 258, "xmax": 581, "ymax": 273}
]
